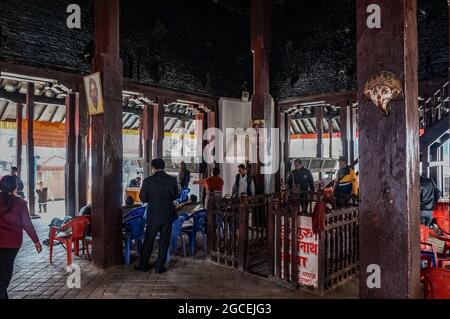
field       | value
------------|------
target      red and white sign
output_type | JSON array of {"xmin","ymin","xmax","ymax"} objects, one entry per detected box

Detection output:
[{"xmin": 280, "ymin": 216, "xmax": 319, "ymax": 288}]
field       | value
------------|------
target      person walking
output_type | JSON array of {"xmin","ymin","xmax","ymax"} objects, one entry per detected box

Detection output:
[
  {"xmin": 135, "ymin": 159, "xmax": 179, "ymax": 273},
  {"xmin": 0, "ymin": 175, "xmax": 42, "ymax": 299}
]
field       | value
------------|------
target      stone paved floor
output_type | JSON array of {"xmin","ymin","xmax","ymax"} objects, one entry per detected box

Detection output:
[{"xmin": 8, "ymin": 204, "xmax": 358, "ymax": 299}]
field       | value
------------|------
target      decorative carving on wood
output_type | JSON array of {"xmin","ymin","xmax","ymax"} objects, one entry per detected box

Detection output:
[{"xmin": 364, "ymin": 71, "xmax": 403, "ymax": 115}]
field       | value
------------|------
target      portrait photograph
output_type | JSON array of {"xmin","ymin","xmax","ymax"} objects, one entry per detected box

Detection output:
[{"xmin": 83, "ymin": 72, "xmax": 104, "ymax": 115}]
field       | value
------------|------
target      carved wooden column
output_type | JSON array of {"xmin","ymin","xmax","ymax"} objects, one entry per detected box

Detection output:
[
  {"xmin": 152, "ymin": 103, "xmax": 164, "ymax": 159},
  {"xmin": 16, "ymin": 103, "xmax": 23, "ymax": 177},
  {"xmin": 251, "ymin": 0, "xmax": 272, "ymax": 194},
  {"xmin": 357, "ymin": 0, "xmax": 420, "ymax": 298},
  {"xmin": 26, "ymin": 82, "xmax": 36, "ymax": 217},
  {"xmin": 142, "ymin": 104, "xmax": 153, "ymax": 178},
  {"xmin": 65, "ymin": 93, "xmax": 77, "ymax": 217},
  {"xmin": 328, "ymin": 118, "xmax": 333, "ymax": 158},
  {"xmin": 206, "ymin": 110, "xmax": 216, "ymax": 178},
  {"xmin": 316, "ymin": 105, "xmax": 324, "ymax": 158},
  {"xmin": 76, "ymin": 86, "xmax": 88, "ymax": 212},
  {"xmin": 339, "ymin": 100, "xmax": 349, "ymax": 161},
  {"xmin": 90, "ymin": 0, "xmax": 124, "ymax": 268}
]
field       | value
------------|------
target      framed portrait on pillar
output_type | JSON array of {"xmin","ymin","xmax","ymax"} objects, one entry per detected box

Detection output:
[{"xmin": 83, "ymin": 72, "xmax": 104, "ymax": 115}]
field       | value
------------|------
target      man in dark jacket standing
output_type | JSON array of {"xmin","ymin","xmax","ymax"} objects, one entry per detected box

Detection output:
[
  {"xmin": 286, "ymin": 159, "xmax": 315, "ymax": 212},
  {"xmin": 286, "ymin": 159, "xmax": 315, "ymax": 193},
  {"xmin": 178, "ymin": 161, "xmax": 190, "ymax": 190},
  {"xmin": 135, "ymin": 158, "xmax": 179, "ymax": 273},
  {"xmin": 420, "ymin": 175, "xmax": 441, "ymax": 226}
]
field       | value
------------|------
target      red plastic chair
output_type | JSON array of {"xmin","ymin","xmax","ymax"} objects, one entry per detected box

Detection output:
[
  {"xmin": 422, "ymin": 268, "xmax": 450, "ymax": 299},
  {"xmin": 435, "ymin": 218, "xmax": 450, "ymax": 255},
  {"xmin": 49, "ymin": 216, "xmax": 91, "ymax": 266},
  {"xmin": 433, "ymin": 202, "xmax": 449, "ymax": 220},
  {"xmin": 420, "ymin": 225, "xmax": 450, "ymax": 268}
]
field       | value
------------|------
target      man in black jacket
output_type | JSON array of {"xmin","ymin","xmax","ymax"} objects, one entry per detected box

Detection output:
[
  {"xmin": 178, "ymin": 161, "xmax": 190, "ymax": 190},
  {"xmin": 135, "ymin": 158, "xmax": 179, "ymax": 273},
  {"xmin": 286, "ymin": 159, "xmax": 315, "ymax": 192},
  {"xmin": 286, "ymin": 159, "xmax": 315, "ymax": 212},
  {"xmin": 420, "ymin": 175, "xmax": 441, "ymax": 226}
]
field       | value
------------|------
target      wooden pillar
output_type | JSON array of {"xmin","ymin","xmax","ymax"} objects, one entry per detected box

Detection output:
[
  {"xmin": 339, "ymin": 101, "xmax": 349, "ymax": 161},
  {"xmin": 275, "ymin": 104, "xmax": 281, "ymax": 192},
  {"xmin": 448, "ymin": 0, "xmax": 450, "ymax": 167},
  {"xmin": 65, "ymin": 93, "xmax": 77, "ymax": 217},
  {"xmin": 90, "ymin": 0, "xmax": 124, "ymax": 268},
  {"xmin": 206, "ymin": 111, "xmax": 216, "ymax": 177},
  {"xmin": 153, "ymin": 103, "xmax": 164, "ymax": 159},
  {"xmin": 76, "ymin": 87, "xmax": 88, "ymax": 211},
  {"xmin": 284, "ymin": 113, "xmax": 291, "ymax": 178},
  {"xmin": 328, "ymin": 118, "xmax": 333, "ymax": 158},
  {"xmin": 357, "ymin": 0, "xmax": 420, "ymax": 298},
  {"xmin": 251, "ymin": 0, "xmax": 271, "ymax": 194},
  {"xmin": 349, "ymin": 104, "xmax": 356, "ymax": 163},
  {"xmin": 138, "ymin": 117, "xmax": 144, "ymax": 159},
  {"xmin": 316, "ymin": 106, "xmax": 324, "ymax": 158},
  {"xmin": 421, "ymin": 145, "xmax": 430, "ymax": 177},
  {"xmin": 142, "ymin": 104, "xmax": 153, "ymax": 178},
  {"xmin": 16, "ymin": 103, "xmax": 23, "ymax": 177},
  {"xmin": 26, "ymin": 83, "xmax": 36, "ymax": 217}
]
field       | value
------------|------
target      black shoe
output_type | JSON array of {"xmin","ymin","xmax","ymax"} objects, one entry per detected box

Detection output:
[
  {"xmin": 134, "ymin": 264, "xmax": 151, "ymax": 272},
  {"xmin": 155, "ymin": 266, "xmax": 167, "ymax": 274}
]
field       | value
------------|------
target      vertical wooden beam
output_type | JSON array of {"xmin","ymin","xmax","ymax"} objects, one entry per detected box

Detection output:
[
  {"xmin": 16, "ymin": 103, "xmax": 23, "ymax": 177},
  {"xmin": 65, "ymin": 93, "xmax": 77, "ymax": 217},
  {"xmin": 421, "ymin": 145, "xmax": 430, "ymax": 177},
  {"xmin": 328, "ymin": 118, "xmax": 333, "ymax": 158},
  {"xmin": 206, "ymin": 111, "xmax": 216, "ymax": 178},
  {"xmin": 76, "ymin": 87, "xmax": 88, "ymax": 212},
  {"xmin": 90, "ymin": 0, "xmax": 123, "ymax": 268},
  {"xmin": 142, "ymin": 104, "xmax": 153, "ymax": 178},
  {"xmin": 251, "ymin": 0, "xmax": 271, "ymax": 121},
  {"xmin": 339, "ymin": 101, "xmax": 349, "ymax": 161},
  {"xmin": 274, "ymin": 104, "xmax": 281, "ymax": 192},
  {"xmin": 138, "ymin": 117, "xmax": 144, "ymax": 159},
  {"xmin": 448, "ymin": 0, "xmax": 450, "ymax": 182},
  {"xmin": 284, "ymin": 113, "xmax": 291, "ymax": 178},
  {"xmin": 349, "ymin": 104, "xmax": 356, "ymax": 163},
  {"xmin": 153, "ymin": 103, "xmax": 164, "ymax": 159},
  {"xmin": 316, "ymin": 106, "xmax": 324, "ymax": 158},
  {"xmin": 251, "ymin": 0, "xmax": 271, "ymax": 194},
  {"xmin": 26, "ymin": 83, "xmax": 35, "ymax": 217},
  {"xmin": 357, "ymin": 0, "xmax": 420, "ymax": 298}
]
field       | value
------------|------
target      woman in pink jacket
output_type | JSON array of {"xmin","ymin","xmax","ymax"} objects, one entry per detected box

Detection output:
[{"xmin": 0, "ymin": 175, "xmax": 42, "ymax": 299}]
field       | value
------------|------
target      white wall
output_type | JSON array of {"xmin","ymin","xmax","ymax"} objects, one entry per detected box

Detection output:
[{"xmin": 219, "ymin": 98, "xmax": 252, "ymax": 196}]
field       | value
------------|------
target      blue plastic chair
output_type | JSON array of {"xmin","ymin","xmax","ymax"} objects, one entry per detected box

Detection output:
[
  {"xmin": 176, "ymin": 188, "xmax": 190, "ymax": 204},
  {"xmin": 122, "ymin": 214, "xmax": 146, "ymax": 265},
  {"xmin": 182, "ymin": 209, "xmax": 207, "ymax": 256},
  {"xmin": 123, "ymin": 206, "xmax": 146, "ymax": 221},
  {"xmin": 166, "ymin": 213, "xmax": 189, "ymax": 262}
]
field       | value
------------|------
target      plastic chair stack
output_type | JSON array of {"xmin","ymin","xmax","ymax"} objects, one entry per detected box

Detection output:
[{"xmin": 49, "ymin": 216, "xmax": 91, "ymax": 266}]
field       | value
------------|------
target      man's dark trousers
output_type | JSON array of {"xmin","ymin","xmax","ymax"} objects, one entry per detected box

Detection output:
[{"xmin": 139, "ymin": 223, "xmax": 172, "ymax": 272}]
